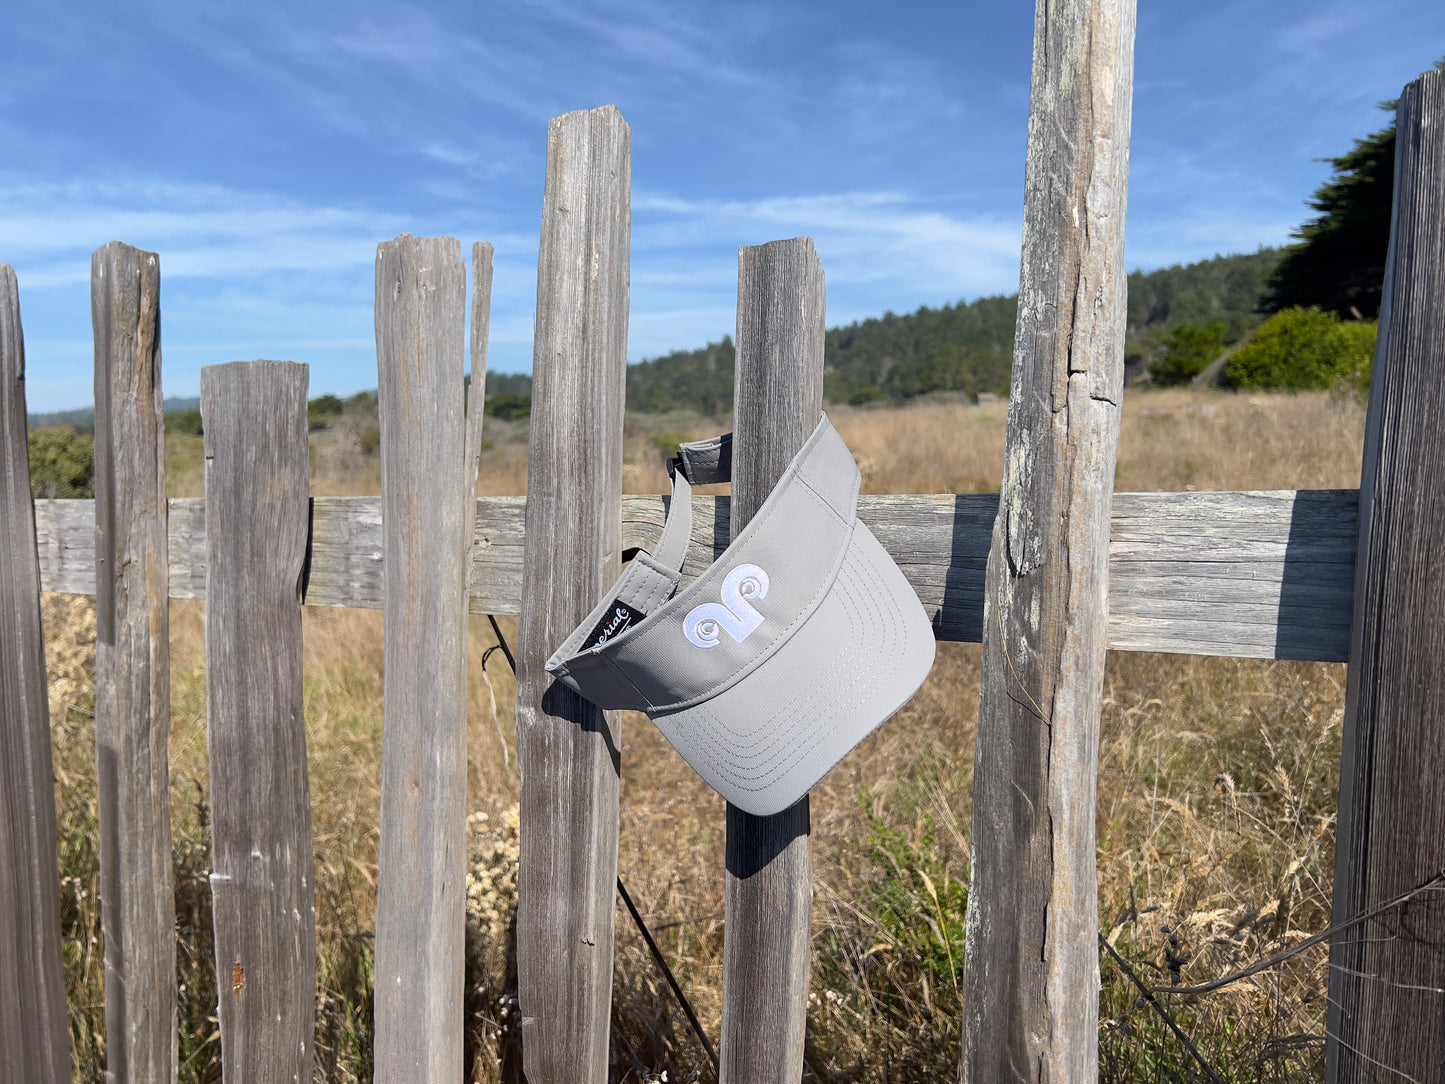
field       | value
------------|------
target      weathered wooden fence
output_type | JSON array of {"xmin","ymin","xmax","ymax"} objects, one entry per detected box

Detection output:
[{"xmin": 1, "ymin": 2, "xmax": 1442, "ymax": 1079}]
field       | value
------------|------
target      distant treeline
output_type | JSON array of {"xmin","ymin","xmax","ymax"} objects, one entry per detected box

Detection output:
[
  {"xmin": 622, "ymin": 247, "xmax": 1282, "ymax": 414},
  {"xmin": 27, "ymin": 396, "xmax": 200, "ymax": 433},
  {"xmin": 26, "ymin": 249, "xmax": 1284, "ymax": 430},
  {"xmin": 26, "ymin": 373, "xmax": 536, "ymax": 432}
]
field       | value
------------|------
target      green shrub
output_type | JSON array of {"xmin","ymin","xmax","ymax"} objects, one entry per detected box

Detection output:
[
  {"xmin": 164, "ymin": 409, "xmax": 204, "ymax": 436},
  {"xmin": 308, "ymin": 393, "xmax": 345, "ymax": 429},
  {"xmin": 1226, "ymin": 307, "xmax": 1377, "ymax": 390},
  {"xmin": 485, "ymin": 392, "xmax": 531, "ymax": 421},
  {"xmin": 1152, "ymin": 320, "xmax": 1226, "ymax": 386},
  {"xmin": 847, "ymin": 385, "xmax": 885, "ymax": 407},
  {"xmin": 344, "ymin": 390, "xmax": 378, "ymax": 417},
  {"xmin": 28, "ymin": 426, "xmax": 94, "ymax": 498},
  {"xmin": 1338, "ymin": 318, "xmax": 1380, "ymax": 392}
]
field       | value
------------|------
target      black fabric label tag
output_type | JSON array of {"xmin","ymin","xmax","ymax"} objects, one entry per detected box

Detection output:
[{"xmin": 584, "ymin": 600, "xmax": 646, "ymax": 649}]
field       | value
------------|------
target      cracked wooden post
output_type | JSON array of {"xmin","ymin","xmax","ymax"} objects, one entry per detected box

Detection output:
[
  {"xmin": 515, "ymin": 105, "xmax": 630, "ymax": 1084},
  {"xmin": 92, "ymin": 241, "xmax": 177, "ymax": 1084},
  {"xmin": 201, "ymin": 360, "xmax": 314, "ymax": 1082},
  {"xmin": 0, "ymin": 264, "xmax": 72, "ymax": 1083},
  {"xmin": 959, "ymin": 0, "xmax": 1136, "ymax": 1080},
  {"xmin": 1327, "ymin": 67, "xmax": 1445, "ymax": 1084}
]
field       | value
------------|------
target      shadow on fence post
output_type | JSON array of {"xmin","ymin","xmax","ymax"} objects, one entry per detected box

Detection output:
[
  {"xmin": 515, "ymin": 104, "xmax": 630, "ymax": 1084},
  {"xmin": 373, "ymin": 234, "xmax": 472, "ymax": 1081},
  {"xmin": 200, "ymin": 360, "xmax": 315, "ymax": 1082},
  {"xmin": 960, "ymin": 0, "xmax": 1135, "ymax": 1079},
  {"xmin": 1328, "ymin": 67, "xmax": 1445, "ymax": 1083},
  {"xmin": 91, "ymin": 240, "xmax": 177, "ymax": 1083},
  {"xmin": 0, "ymin": 264, "xmax": 71, "ymax": 1083},
  {"xmin": 719, "ymin": 236, "xmax": 825, "ymax": 1083}
]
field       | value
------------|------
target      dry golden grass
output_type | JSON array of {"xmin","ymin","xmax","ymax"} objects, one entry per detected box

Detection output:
[{"xmin": 43, "ymin": 386, "xmax": 1367, "ymax": 1081}]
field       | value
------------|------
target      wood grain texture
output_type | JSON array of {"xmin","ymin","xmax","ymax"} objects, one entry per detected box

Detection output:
[
  {"xmin": 514, "ymin": 105, "xmax": 630, "ymax": 1084},
  {"xmin": 34, "ymin": 489, "xmax": 1359, "ymax": 661},
  {"xmin": 960, "ymin": 1, "xmax": 1135, "ymax": 1080},
  {"xmin": 1327, "ymin": 69, "xmax": 1445, "ymax": 1084},
  {"xmin": 0, "ymin": 264, "xmax": 71, "ymax": 1083},
  {"xmin": 91, "ymin": 241, "xmax": 176, "ymax": 1084},
  {"xmin": 373, "ymin": 235, "xmax": 472, "ymax": 1082},
  {"xmin": 1107, "ymin": 489, "xmax": 1356, "ymax": 661},
  {"xmin": 719, "ymin": 237, "xmax": 824, "ymax": 1084},
  {"xmin": 201, "ymin": 361, "xmax": 315, "ymax": 1084}
]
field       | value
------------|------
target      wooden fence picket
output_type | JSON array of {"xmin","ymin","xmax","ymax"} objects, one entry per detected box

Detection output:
[
  {"xmin": 91, "ymin": 240, "xmax": 177, "ymax": 1084},
  {"xmin": 466, "ymin": 241, "xmax": 494, "ymax": 506},
  {"xmin": 719, "ymin": 237, "xmax": 826, "ymax": 1083},
  {"xmin": 1327, "ymin": 68, "xmax": 1445, "ymax": 1083},
  {"xmin": 201, "ymin": 360, "xmax": 315, "ymax": 1081},
  {"xmin": 0, "ymin": 263, "xmax": 71, "ymax": 1083},
  {"xmin": 960, "ymin": 0, "xmax": 1136, "ymax": 1077},
  {"xmin": 372, "ymin": 234, "xmax": 472, "ymax": 1081},
  {"xmin": 515, "ymin": 104, "xmax": 630, "ymax": 1084}
]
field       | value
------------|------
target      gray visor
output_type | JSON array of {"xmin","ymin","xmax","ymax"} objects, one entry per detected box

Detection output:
[{"xmin": 546, "ymin": 414, "xmax": 936, "ymax": 816}]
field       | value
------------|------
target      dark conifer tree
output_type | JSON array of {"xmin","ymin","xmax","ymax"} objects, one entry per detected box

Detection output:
[
  {"xmin": 1260, "ymin": 122, "xmax": 1395, "ymax": 319},
  {"xmin": 1262, "ymin": 57, "xmax": 1445, "ymax": 319}
]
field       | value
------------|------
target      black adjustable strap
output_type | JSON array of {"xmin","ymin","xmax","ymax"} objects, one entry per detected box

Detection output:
[
  {"xmin": 652, "ymin": 433, "xmax": 731, "ymax": 576},
  {"xmin": 568, "ymin": 432, "xmax": 734, "ymax": 647},
  {"xmin": 670, "ymin": 432, "xmax": 732, "ymax": 487}
]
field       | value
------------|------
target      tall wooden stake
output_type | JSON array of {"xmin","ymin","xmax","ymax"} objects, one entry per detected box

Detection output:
[
  {"xmin": 719, "ymin": 237, "xmax": 825, "ymax": 1084},
  {"xmin": 1327, "ymin": 68, "xmax": 1445, "ymax": 1083},
  {"xmin": 515, "ymin": 105, "xmax": 631, "ymax": 1084},
  {"xmin": 960, "ymin": 0, "xmax": 1136, "ymax": 1079},
  {"xmin": 465, "ymin": 241, "xmax": 494, "ymax": 520},
  {"xmin": 92, "ymin": 241, "xmax": 177, "ymax": 1084},
  {"xmin": 374, "ymin": 235, "xmax": 472, "ymax": 1081},
  {"xmin": 202, "ymin": 360, "xmax": 315, "ymax": 1082},
  {"xmin": 0, "ymin": 264, "xmax": 71, "ymax": 1083}
]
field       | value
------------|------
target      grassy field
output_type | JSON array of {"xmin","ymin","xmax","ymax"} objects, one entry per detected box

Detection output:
[{"xmin": 41, "ymin": 386, "xmax": 1366, "ymax": 1081}]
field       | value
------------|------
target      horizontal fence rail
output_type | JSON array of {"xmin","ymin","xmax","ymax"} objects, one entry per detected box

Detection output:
[{"xmin": 33, "ymin": 488, "xmax": 1357, "ymax": 661}]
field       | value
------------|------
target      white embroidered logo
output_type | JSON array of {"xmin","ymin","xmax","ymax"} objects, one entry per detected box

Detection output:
[{"xmin": 683, "ymin": 563, "xmax": 770, "ymax": 649}]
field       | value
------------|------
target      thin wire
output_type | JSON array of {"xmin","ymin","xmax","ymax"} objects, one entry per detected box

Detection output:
[
  {"xmin": 1099, "ymin": 932, "xmax": 1226, "ymax": 1084},
  {"xmin": 483, "ymin": 613, "xmax": 719, "ymax": 1080},
  {"xmin": 1156, "ymin": 869, "xmax": 1445, "ymax": 997},
  {"xmin": 617, "ymin": 877, "xmax": 721, "ymax": 1079},
  {"xmin": 486, "ymin": 614, "xmax": 517, "ymax": 674}
]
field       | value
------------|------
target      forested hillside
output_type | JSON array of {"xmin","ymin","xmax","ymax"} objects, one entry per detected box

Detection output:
[
  {"xmin": 26, "ymin": 250, "xmax": 1283, "ymax": 427},
  {"xmin": 1124, "ymin": 248, "xmax": 1282, "ymax": 365},
  {"xmin": 622, "ymin": 247, "xmax": 1281, "ymax": 413}
]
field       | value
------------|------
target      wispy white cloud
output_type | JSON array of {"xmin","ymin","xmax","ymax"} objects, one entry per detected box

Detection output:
[
  {"xmin": 635, "ymin": 189, "xmax": 1021, "ymax": 298},
  {"xmin": 0, "ymin": 176, "xmax": 537, "ymax": 286},
  {"xmin": 500, "ymin": 0, "xmax": 779, "ymax": 87},
  {"xmin": 827, "ymin": 38, "xmax": 965, "ymax": 145},
  {"xmin": 2, "ymin": 169, "xmax": 544, "ymax": 407}
]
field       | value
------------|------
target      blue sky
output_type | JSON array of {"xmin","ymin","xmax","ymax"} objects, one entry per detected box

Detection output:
[{"xmin": 4, "ymin": 1, "xmax": 1443, "ymax": 411}]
